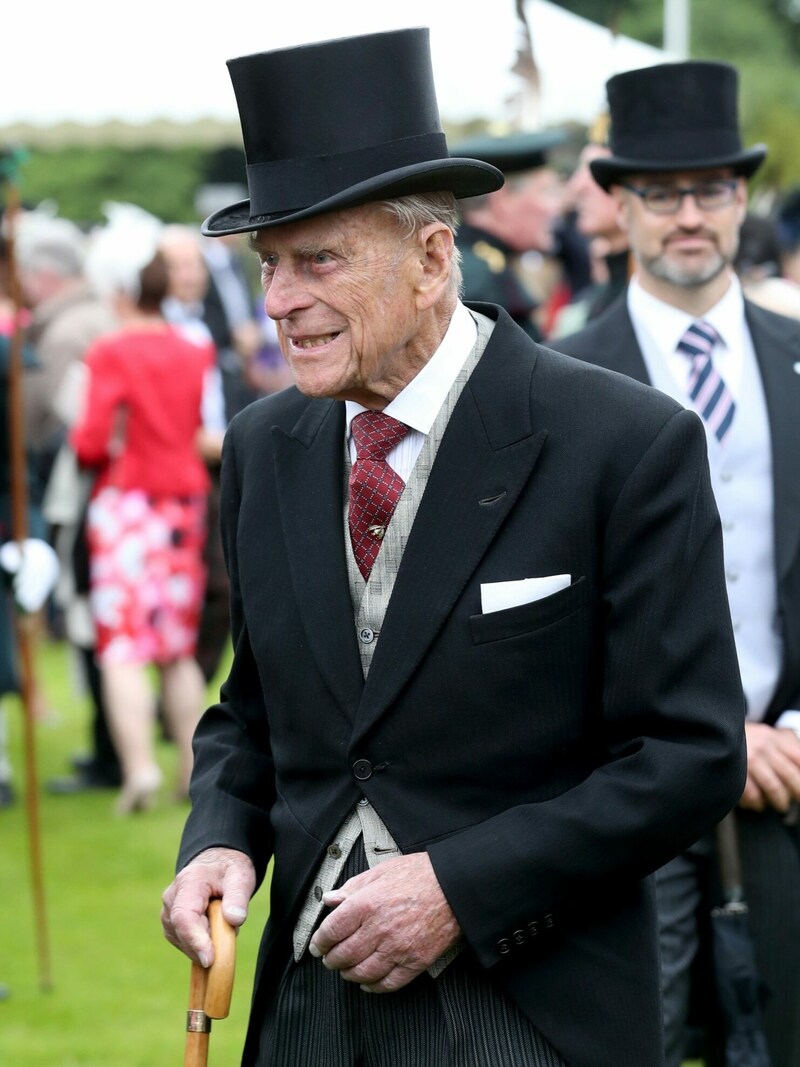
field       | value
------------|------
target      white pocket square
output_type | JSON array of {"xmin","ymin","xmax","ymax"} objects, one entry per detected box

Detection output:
[{"xmin": 480, "ymin": 574, "xmax": 571, "ymax": 614}]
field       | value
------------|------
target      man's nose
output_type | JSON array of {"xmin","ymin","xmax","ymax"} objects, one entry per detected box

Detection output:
[
  {"xmin": 264, "ymin": 264, "xmax": 311, "ymax": 320},
  {"xmin": 673, "ymin": 191, "xmax": 706, "ymax": 227}
]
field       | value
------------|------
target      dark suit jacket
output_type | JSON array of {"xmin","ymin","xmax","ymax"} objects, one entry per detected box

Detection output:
[
  {"xmin": 554, "ymin": 293, "xmax": 800, "ymax": 724},
  {"xmin": 178, "ymin": 303, "xmax": 746, "ymax": 1067}
]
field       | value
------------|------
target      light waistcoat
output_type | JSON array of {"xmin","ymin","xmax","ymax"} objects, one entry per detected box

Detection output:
[
  {"xmin": 635, "ymin": 300, "xmax": 780, "ymax": 721},
  {"xmin": 292, "ymin": 311, "xmax": 496, "ymax": 967}
]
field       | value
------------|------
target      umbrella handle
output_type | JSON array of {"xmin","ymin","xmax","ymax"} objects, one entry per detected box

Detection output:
[
  {"xmin": 715, "ymin": 811, "xmax": 744, "ymax": 903},
  {"xmin": 184, "ymin": 900, "xmax": 237, "ymax": 1067}
]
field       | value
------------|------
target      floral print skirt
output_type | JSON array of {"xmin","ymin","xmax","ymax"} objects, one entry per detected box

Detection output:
[{"xmin": 86, "ymin": 488, "xmax": 207, "ymax": 665}]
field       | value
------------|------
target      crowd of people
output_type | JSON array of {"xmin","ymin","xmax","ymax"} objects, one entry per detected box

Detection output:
[
  {"xmin": 2, "ymin": 31, "xmax": 800, "ymax": 1067},
  {"xmin": 0, "ymin": 200, "xmax": 291, "ymax": 813}
]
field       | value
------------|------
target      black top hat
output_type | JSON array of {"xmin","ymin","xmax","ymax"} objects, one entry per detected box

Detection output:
[
  {"xmin": 447, "ymin": 129, "xmax": 567, "ymax": 176},
  {"xmin": 202, "ymin": 28, "xmax": 503, "ymax": 236},
  {"xmin": 590, "ymin": 61, "xmax": 767, "ymax": 192}
]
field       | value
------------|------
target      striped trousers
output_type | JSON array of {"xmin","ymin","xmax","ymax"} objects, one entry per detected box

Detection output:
[{"xmin": 254, "ymin": 848, "xmax": 567, "ymax": 1067}]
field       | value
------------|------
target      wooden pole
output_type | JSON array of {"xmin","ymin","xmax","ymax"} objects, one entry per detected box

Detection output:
[
  {"xmin": 2, "ymin": 154, "xmax": 53, "ymax": 991},
  {"xmin": 184, "ymin": 900, "xmax": 237, "ymax": 1067}
]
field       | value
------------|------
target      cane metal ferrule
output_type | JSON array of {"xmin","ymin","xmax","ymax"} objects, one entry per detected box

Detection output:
[{"xmin": 186, "ymin": 1010, "xmax": 212, "ymax": 1033}]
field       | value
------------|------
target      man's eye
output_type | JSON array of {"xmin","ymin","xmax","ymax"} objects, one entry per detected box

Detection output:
[
  {"xmin": 647, "ymin": 188, "xmax": 673, "ymax": 204},
  {"xmin": 313, "ymin": 252, "xmax": 332, "ymax": 265},
  {"xmin": 261, "ymin": 255, "xmax": 278, "ymax": 269}
]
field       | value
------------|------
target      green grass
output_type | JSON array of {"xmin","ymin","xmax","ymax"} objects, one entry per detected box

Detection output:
[
  {"xmin": 0, "ymin": 638, "xmax": 709, "ymax": 1066},
  {"xmin": 0, "ymin": 636, "xmax": 270, "ymax": 1067}
]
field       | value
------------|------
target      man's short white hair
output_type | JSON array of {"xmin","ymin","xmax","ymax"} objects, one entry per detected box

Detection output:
[
  {"xmin": 379, "ymin": 192, "xmax": 463, "ymax": 295},
  {"xmin": 16, "ymin": 213, "xmax": 87, "ymax": 278}
]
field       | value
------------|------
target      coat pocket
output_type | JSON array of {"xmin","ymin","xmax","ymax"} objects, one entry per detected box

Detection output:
[{"xmin": 469, "ymin": 575, "xmax": 588, "ymax": 644}]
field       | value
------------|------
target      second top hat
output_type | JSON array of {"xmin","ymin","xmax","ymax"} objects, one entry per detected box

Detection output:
[
  {"xmin": 202, "ymin": 28, "xmax": 504, "ymax": 237},
  {"xmin": 590, "ymin": 61, "xmax": 766, "ymax": 192}
]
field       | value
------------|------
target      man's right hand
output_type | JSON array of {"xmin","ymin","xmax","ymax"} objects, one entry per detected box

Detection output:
[
  {"xmin": 161, "ymin": 847, "xmax": 256, "ymax": 967},
  {"xmin": 740, "ymin": 722, "xmax": 800, "ymax": 813}
]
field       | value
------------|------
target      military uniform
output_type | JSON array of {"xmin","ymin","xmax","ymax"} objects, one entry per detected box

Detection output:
[{"xmin": 456, "ymin": 222, "xmax": 541, "ymax": 340}]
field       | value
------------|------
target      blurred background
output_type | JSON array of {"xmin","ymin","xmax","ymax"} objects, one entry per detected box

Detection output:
[{"xmin": 2, "ymin": 2, "xmax": 799, "ymax": 1064}]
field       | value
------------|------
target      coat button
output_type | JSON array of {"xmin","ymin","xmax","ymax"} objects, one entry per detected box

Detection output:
[
  {"xmin": 352, "ymin": 759, "xmax": 373, "ymax": 781},
  {"xmin": 327, "ymin": 844, "xmax": 342, "ymax": 858},
  {"xmin": 313, "ymin": 885, "xmax": 323, "ymax": 901},
  {"xmin": 359, "ymin": 627, "xmax": 375, "ymax": 644},
  {"xmin": 497, "ymin": 938, "xmax": 512, "ymax": 955},
  {"xmin": 513, "ymin": 928, "xmax": 526, "ymax": 946}
]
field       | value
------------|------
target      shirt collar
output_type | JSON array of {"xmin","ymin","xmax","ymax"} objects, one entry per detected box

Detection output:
[
  {"xmin": 345, "ymin": 300, "xmax": 477, "ymax": 436},
  {"xmin": 628, "ymin": 273, "xmax": 744, "ymax": 354}
]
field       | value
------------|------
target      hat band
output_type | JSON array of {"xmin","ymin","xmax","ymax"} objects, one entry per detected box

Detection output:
[
  {"xmin": 611, "ymin": 128, "xmax": 743, "ymax": 165},
  {"xmin": 246, "ymin": 132, "xmax": 449, "ymax": 216}
]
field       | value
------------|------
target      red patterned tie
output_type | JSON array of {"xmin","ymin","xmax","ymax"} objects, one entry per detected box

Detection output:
[{"xmin": 348, "ymin": 411, "xmax": 410, "ymax": 580}]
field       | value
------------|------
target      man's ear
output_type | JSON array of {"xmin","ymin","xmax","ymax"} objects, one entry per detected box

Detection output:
[
  {"xmin": 415, "ymin": 223, "xmax": 455, "ymax": 310},
  {"xmin": 610, "ymin": 185, "xmax": 630, "ymax": 235}
]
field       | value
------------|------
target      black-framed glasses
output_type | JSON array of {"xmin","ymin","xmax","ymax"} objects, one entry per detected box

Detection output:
[{"xmin": 620, "ymin": 179, "xmax": 739, "ymax": 215}]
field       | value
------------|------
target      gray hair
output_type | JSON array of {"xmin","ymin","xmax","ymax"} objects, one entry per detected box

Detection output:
[
  {"xmin": 16, "ymin": 216, "xmax": 86, "ymax": 278},
  {"xmin": 379, "ymin": 191, "xmax": 463, "ymax": 295}
]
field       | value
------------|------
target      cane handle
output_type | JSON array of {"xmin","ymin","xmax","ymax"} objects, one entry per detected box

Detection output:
[{"xmin": 205, "ymin": 899, "xmax": 237, "ymax": 1019}]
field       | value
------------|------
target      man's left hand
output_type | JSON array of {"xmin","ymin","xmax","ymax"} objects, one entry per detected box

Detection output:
[{"xmin": 308, "ymin": 852, "xmax": 461, "ymax": 993}]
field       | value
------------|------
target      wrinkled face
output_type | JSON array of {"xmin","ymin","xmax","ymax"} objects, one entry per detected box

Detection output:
[
  {"xmin": 252, "ymin": 204, "xmax": 429, "ymax": 406},
  {"xmin": 614, "ymin": 168, "xmax": 747, "ymax": 291},
  {"xmin": 565, "ymin": 145, "xmax": 620, "ymax": 240}
]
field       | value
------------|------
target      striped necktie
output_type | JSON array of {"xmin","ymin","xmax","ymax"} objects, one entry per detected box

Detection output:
[{"xmin": 676, "ymin": 320, "xmax": 735, "ymax": 444}]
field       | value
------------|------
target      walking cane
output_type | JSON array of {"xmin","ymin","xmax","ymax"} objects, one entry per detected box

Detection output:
[
  {"xmin": 184, "ymin": 900, "xmax": 237, "ymax": 1067},
  {"xmin": 1, "ymin": 146, "xmax": 53, "ymax": 992}
]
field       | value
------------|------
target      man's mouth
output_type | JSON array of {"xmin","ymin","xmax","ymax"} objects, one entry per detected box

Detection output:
[{"xmin": 289, "ymin": 332, "xmax": 341, "ymax": 350}]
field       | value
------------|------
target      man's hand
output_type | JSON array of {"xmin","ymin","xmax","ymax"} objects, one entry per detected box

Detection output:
[
  {"xmin": 308, "ymin": 852, "xmax": 461, "ymax": 993},
  {"xmin": 740, "ymin": 722, "xmax": 800, "ymax": 813},
  {"xmin": 161, "ymin": 847, "xmax": 256, "ymax": 967}
]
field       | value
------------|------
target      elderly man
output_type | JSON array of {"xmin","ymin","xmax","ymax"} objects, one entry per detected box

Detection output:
[
  {"xmin": 553, "ymin": 61, "xmax": 800, "ymax": 1067},
  {"xmin": 162, "ymin": 31, "xmax": 745, "ymax": 1067}
]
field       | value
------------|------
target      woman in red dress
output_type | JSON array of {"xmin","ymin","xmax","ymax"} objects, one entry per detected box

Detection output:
[{"xmin": 72, "ymin": 217, "xmax": 213, "ymax": 813}]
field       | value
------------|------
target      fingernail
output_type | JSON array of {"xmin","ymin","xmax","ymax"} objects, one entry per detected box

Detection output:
[
  {"xmin": 226, "ymin": 906, "xmax": 247, "ymax": 921},
  {"xmin": 198, "ymin": 952, "xmax": 210, "ymax": 968},
  {"xmin": 360, "ymin": 985, "xmax": 374, "ymax": 993},
  {"xmin": 308, "ymin": 943, "xmax": 322, "ymax": 958}
]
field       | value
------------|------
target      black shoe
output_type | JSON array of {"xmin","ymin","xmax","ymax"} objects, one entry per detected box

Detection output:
[
  {"xmin": 46, "ymin": 770, "xmax": 122, "ymax": 794},
  {"xmin": 0, "ymin": 782, "xmax": 15, "ymax": 809}
]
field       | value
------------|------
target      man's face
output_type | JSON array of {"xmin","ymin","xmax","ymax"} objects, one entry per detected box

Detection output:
[
  {"xmin": 252, "ymin": 203, "xmax": 435, "ymax": 406},
  {"xmin": 161, "ymin": 236, "xmax": 209, "ymax": 305},
  {"xmin": 492, "ymin": 167, "xmax": 564, "ymax": 253},
  {"xmin": 565, "ymin": 145, "xmax": 619, "ymax": 240},
  {"xmin": 614, "ymin": 168, "xmax": 747, "ymax": 290}
]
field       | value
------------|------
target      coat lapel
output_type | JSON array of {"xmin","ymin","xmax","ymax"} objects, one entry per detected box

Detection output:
[
  {"xmin": 746, "ymin": 303, "xmax": 800, "ymax": 582},
  {"xmin": 272, "ymin": 398, "xmax": 365, "ymax": 719},
  {"xmin": 352, "ymin": 315, "xmax": 548, "ymax": 743}
]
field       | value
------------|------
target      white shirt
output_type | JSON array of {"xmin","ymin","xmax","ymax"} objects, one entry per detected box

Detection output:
[
  {"xmin": 628, "ymin": 274, "xmax": 748, "ymax": 402},
  {"xmin": 628, "ymin": 274, "xmax": 790, "ymax": 724},
  {"xmin": 345, "ymin": 299, "xmax": 478, "ymax": 477}
]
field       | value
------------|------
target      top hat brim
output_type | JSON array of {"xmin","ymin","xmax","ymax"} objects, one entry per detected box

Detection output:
[
  {"xmin": 202, "ymin": 157, "xmax": 503, "ymax": 237},
  {"xmin": 589, "ymin": 145, "xmax": 767, "ymax": 192}
]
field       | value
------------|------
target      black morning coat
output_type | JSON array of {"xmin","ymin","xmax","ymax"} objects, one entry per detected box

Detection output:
[
  {"xmin": 554, "ymin": 294, "xmax": 800, "ymax": 725},
  {"xmin": 178, "ymin": 303, "xmax": 746, "ymax": 1067}
]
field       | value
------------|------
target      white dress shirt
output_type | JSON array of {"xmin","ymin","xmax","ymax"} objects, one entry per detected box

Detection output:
[
  {"xmin": 345, "ymin": 299, "xmax": 478, "ymax": 476},
  {"xmin": 628, "ymin": 275, "xmax": 787, "ymax": 724}
]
